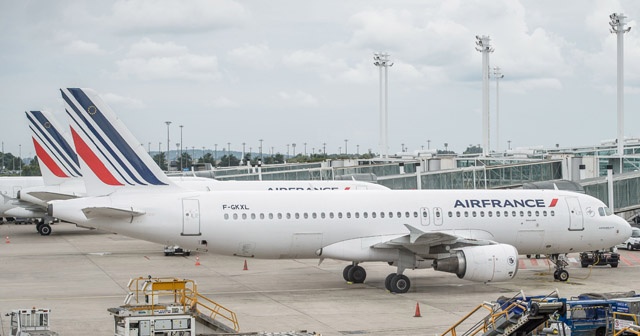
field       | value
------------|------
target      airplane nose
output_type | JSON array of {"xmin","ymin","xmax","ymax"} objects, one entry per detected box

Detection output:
[{"xmin": 617, "ymin": 215, "xmax": 633, "ymax": 239}]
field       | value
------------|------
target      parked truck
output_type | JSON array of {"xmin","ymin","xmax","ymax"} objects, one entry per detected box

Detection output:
[{"xmin": 6, "ymin": 307, "xmax": 59, "ymax": 336}]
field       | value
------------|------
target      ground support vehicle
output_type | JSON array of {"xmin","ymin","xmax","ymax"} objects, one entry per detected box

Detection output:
[
  {"xmin": 580, "ymin": 250, "xmax": 620, "ymax": 268},
  {"xmin": 6, "ymin": 307, "xmax": 59, "ymax": 336},
  {"xmin": 618, "ymin": 227, "xmax": 640, "ymax": 250},
  {"xmin": 612, "ymin": 297, "xmax": 640, "ymax": 335},
  {"xmin": 163, "ymin": 245, "xmax": 191, "ymax": 256}
]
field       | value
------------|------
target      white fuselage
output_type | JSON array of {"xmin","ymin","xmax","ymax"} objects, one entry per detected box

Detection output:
[{"xmin": 50, "ymin": 188, "xmax": 632, "ymax": 260}]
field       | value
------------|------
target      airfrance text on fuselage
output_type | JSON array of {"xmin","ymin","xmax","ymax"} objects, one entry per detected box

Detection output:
[{"xmin": 454, "ymin": 198, "xmax": 558, "ymax": 208}]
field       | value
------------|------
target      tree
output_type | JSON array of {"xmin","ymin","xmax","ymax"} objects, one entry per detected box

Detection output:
[
  {"xmin": 21, "ymin": 156, "xmax": 41, "ymax": 176},
  {"xmin": 152, "ymin": 152, "xmax": 168, "ymax": 171},
  {"xmin": 178, "ymin": 152, "xmax": 193, "ymax": 171},
  {"xmin": 218, "ymin": 154, "xmax": 240, "ymax": 167},
  {"xmin": 199, "ymin": 152, "xmax": 215, "ymax": 164},
  {"xmin": 463, "ymin": 145, "xmax": 483, "ymax": 155}
]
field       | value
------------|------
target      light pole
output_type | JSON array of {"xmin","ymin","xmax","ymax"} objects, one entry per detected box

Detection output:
[
  {"xmin": 493, "ymin": 66, "xmax": 504, "ymax": 152},
  {"xmin": 158, "ymin": 142, "xmax": 162, "ymax": 167},
  {"xmin": 427, "ymin": 139, "xmax": 431, "ymax": 150},
  {"xmin": 287, "ymin": 144, "xmax": 290, "ymax": 157},
  {"xmin": 323, "ymin": 142, "xmax": 326, "ymax": 155},
  {"xmin": 18, "ymin": 144, "xmax": 21, "ymax": 175},
  {"xmin": 259, "ymin": 139, "xmax": 263, "ymax": 162},
  {"xmin": 214, "ymin": 144, "xmax": 218, "ymax": 166},
  {"xmin": 444, "ymin": 143, "xmax": 449, "ymax": 152},
  {"xmin": 242, "ymin": 142, "xmax": 246, "ymax": 163},
  {"xmin": 227, "ymin": 142, "xmax": 231, "ymax": 166},
  {"xmin": 179, "ymin": 125, "xmax": 183, "ymax": 171},
  {"xmin": 165, "ymin": 121, "xmax": 172, "ymax": 166},
  {"xmin": 344, "ymin": 139, "xmax": 348, "ymax": 157},
  {"xmin": 304, "ymin": 142, "xmax": 307, "ymax": 156},
  {"xmin": 610, "ymin": 13, "xmax": 631, "ymax": 158},
  {"xmin": 357, "ymin": 144, "xmax": 360, "ymax": 155},
  {"xmin": 475, "ymin": 35, "xmax": 494, "ymax": 156},
  {"xmin": 175, "ymin": 143, "xmax": 179, "ymax": 170},
  {"xmin": 508, "ymin": 140, "xmax": 512, "ymax": 151},
  {"xmin": 373, "ymin": 52, "xmax": 393, "ymax": 159},
  {"xmin": 148, "ymin": 142, "xmax": 151, "ymax": 154},
  {"xmin": 292, "ymin": 143, "xmax": 296, "ymax": 157}
]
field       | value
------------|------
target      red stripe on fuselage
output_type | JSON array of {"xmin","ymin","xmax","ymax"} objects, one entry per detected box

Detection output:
[
  {"xmin": 549, "ymin": 198, "xmax": 558, "ymax": 207},
  {"xmin": 32, "ymin": 137, "xmax": 68, "ymax": 178},
  {"xmin": 71, "ymin": 127, "xmax": 123, "ymax": 186}
]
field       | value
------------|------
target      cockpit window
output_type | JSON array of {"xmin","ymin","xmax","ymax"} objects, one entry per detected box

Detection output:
[
  {"xmin": 598, "ymin": 207, "xmax": 613, "ymax": 216},
  {"xmin": 598, "ymin": 207, "xmax": 605, "ymax": 216}
]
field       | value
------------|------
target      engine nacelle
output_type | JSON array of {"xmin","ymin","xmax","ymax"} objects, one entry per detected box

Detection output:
[{"xmin": 433, "ymin": 244, "xmax": 518, "ymax": 282}]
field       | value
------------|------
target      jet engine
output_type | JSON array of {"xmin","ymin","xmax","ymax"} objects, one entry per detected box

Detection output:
[{"xmin": 433, "ymin": 244, "xmax": 518, "ymax": 282}]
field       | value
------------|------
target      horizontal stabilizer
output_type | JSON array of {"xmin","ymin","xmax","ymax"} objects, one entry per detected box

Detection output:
[
  {"xmin": 82, "ymin": 207, "xmax": 146, "ymax": 219},
  {"xmin": 26, "ymin": 191, "xmax": 80, "ymax": 202}
]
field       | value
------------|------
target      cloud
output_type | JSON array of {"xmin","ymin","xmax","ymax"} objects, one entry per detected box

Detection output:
[
  {"xmin": 277, "ymin": 90, "xmax": 318, "ymax": 107},
  {"xmin": 110, "ymin": 0, "xmax": 248, "ymax": 34},
  {"xmin": 101, "ymin": 92, "xmax": 146, "ymax": 109},
  {"xmin": 63, "ymin": 40, "xmax": 105, "ymax": 55},
  {"xmin": 227, "ymin": 43, "xmax": 274, "ymax": 69},
  {"xmin": 114, "ymin": 38, "xmax": 220, "ymax": 81},
  {"xmin": 208, "ymin": 96, "xmax": 239, "ymax": 108}
]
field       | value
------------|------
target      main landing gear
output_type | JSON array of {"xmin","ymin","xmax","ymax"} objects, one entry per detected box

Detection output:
[
  {"xmin": 342, "ymin": 263, "xmax": 412, "ymax": 294},
  {"xmin": 550, "ymin": 254, "xmax": 569, "ymax": 282},
  {"xmin": 35, "ymin": 220, "xmax": 52, "ymax": 236}
]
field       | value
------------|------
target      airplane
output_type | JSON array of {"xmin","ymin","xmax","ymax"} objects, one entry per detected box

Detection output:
[
  {"xmin": 48, "ymin": 88, "xmax": 632, "ymax": 293},
  {"xmin": 16, "ymin": 106, "xmax": 388, "ymax": 235}
]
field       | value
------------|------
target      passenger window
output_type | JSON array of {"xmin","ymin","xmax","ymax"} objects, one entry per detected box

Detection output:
[
  {"xmin": 535, "ymin": 211, "xmax": 539, "ymax": 217},
  {"xmin": 551, "ymin": 210, "xmax": 555, "ymax": 216},
  {"xmin": 413, "ymin": 211, "xmax": 418, "ymax": 218},
  {"xmin": 295, "ymin": 213, "xmax": 300, "ymax": 219},
  {"xmin": 448, "ymin": 211, "xmax": 453, "ymax": 217},
  {"xmin": 330, "ymin": 212, "xmax": 334, "ymax": 219},
  {"xmin": 372, "ymin": 212, "xmax": 377, "ymax": 218},
  {"xmin": 380, "ymin": 212, "xmax": 385, "ymax": 218},
  {"xmin": 527, "ymin": 211, "xmax": 531, "ymax": 217},
  {"xmin": 543, "ymin": 211, "xmax": 547, "ymax": 217},
  {"xmin": 233, "ymin": 214, "xmax": 238, "ymax": 220},
  {"xmin": 504, "ymin": 211, "xmax": 508, "ymax": 217},
  {"xmin": 512, "ymin": 211, "xmax": 516, "ymax": 217},
  {"xmin": 312, "ymin": 212, "xmax": 317, "ymax": 219},
  {"xmin": 422, "ymin": 210, "xmax": 428, "ymax": 218},
  {"xmin": 464, "ymin": 211, "xmax": 469, "ymax": 217},
  {"xmin": 224, "ymin": 214, "xmax": 229, "ymax": 220},
  {"xmin": 355, "ymin": 212, "xmax": 360, "ymax": 218},
  {"xmin": 488, "ymin": 211, "xmax": 492, "ymax": 217},
  {"xmin": 364, "ymin": 212, "xmax": 368, "ymax": 218},
  {"xmin": 346, "ymin": 212, "xmax": 351, "ymax": 218},
  {"xmin": 260, "ymin": 213, "xmax": 265, "ymax": 220},
  {"xmin": 496, "ymin": 211, "xmax": 500, "ymax": 217},
  {"xmin": 397, "ymin": 212, "xmax": 402, "ymax": 218},
  {"xmin": 321, "ymin": 212, "xmax": 326, "ymax": 219},
  {"xmin": 278, "ymin": 213, "xmax": 282, "ymax": 219},
  {"xmin": 242, "ymin": 213, "xmax": 247, "ymax": 220},
  {"xmin": 286, "ymin": 213, "xmax": 291, "ymax": 219},
  {"xmin": 338, "ymin": 212, "xmax": 343, "ymax": 219},
  {"xmin": 269, "ymin": 213, "xmax": 274, "ymax": 219},
  {"xmin": 303, "ymin": 213, "xmax": 308, "ymax": 219},
  {"xmin": 480, "ymin": 211, "xmax": 484, "ymax": 217},
  {"xmin": 389, "ymin": 212, "xmax": 393, "ymax": 218},
  {"xmin": 472, "ymin": 212, "xmax": 477, "ymax": 217},
  {"xmin": 405, "ymin": 212, "xmax": 410, "ymax": 218},
  {"xmin": 456, "ymin": 211, "xmax": 461, "ymax": 217}
]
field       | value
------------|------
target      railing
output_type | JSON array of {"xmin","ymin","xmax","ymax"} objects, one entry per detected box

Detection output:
[{"xmin": 184, "ymin": 292, "xmax": 240, "ymax": 332}]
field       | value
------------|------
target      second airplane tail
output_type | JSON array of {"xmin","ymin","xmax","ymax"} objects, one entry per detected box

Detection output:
[{"xmin": 61, "ymin": 88, "xmax": 175, "ymax": 195}]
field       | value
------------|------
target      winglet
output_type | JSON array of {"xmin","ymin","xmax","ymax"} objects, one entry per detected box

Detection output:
[{"xmin": 61, "ymin": 88, "xmax": 176, "ymax": 196}]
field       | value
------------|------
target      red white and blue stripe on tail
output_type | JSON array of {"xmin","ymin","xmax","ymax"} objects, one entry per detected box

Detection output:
[
  {"xmin": 26, "ymin": 110, "xmax": 82, "ymax": 183},
  {"xmin": 61, "ymin": 88, "xmax": 171, "ymax": 187}
]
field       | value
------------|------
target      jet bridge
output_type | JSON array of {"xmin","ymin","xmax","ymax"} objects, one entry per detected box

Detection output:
[{"xmin": 440, "ymin": 290, "xmax": 565, "ymax": 336}]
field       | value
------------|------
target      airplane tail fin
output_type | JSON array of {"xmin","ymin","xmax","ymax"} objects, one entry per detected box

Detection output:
[
  {"xmin": 26, "ymin": 110, "xmax": 82, "ymax": 185},
  {"xmin": 61, "ymin": 88, "xmax": 175, "ymax": 195}
]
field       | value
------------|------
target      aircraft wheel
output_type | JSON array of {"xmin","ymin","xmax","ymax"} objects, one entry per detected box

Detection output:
[
  {"xmin": 343, "ymin": 265, "xmax": 354, "ymax": 282},
  {"xmin": 384, "ymin": 273, "xmax": 396, "ymax": 291},
  {"xmin": 390, "ymin": 274, "xmax": 411, "ymax": 294},
  {"xmin": 347, "ymin": 265, "xmax": 366, "ymax": 283},
  {"xmin": 557, "ymin": 270, "xmax": 569, "ymax": 282},
  {"xmin": 38, "ymin": 223, "xmax": 52, "ymax": 236}
]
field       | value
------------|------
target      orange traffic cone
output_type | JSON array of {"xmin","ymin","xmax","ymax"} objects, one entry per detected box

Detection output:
[
  {"xmin": 5, "ymin": 236, "xmax": 9, "ymax": 244},
  {"xmin": 414, "ymin": 302, "xmax": 422, "ymax": 317},
  {"xmin": 243, "ymin": 260, "xmax": 248, "ymax": 271},
  {"xmin": 195, "ymin": 256, "xmax": 201, "ymax": 266}
]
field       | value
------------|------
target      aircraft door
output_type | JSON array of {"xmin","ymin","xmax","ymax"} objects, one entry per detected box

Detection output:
[
  {"xmin": 566, "ymin": 197, "xmax": 584, "ymax": 231},
  {"xmin": 420, "ymin": 207, "xmax": 430, "ymax": 226},
  {"xmin": 434, "ymin": 207, "xmax": 443, "ymax": 226},
  {"xmin": 182, "ymin": 199, "xmax": 201, "ymax": 236}
]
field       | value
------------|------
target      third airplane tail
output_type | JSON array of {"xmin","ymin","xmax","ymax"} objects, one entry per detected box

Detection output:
[{"xmin": 61, "ymin": 88, "xmax": 175, "ymax": 196}]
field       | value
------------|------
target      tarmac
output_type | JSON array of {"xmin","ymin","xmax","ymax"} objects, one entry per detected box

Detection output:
[{"xmin": 1, "ymin": 222, "xmax": 639, "ymax": 336}]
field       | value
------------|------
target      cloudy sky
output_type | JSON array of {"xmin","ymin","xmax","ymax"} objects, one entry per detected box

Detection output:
[{"xmin": 1, "ymin": 0, "xmax": 639, "ymax": 158}]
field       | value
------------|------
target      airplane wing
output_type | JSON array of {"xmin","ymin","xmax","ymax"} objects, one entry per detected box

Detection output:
[
  {"xmin": 26, "ymin": 191, "xmax": 80, "ymax": 203},
  {"xmin": 82, "ymin": 207, "xmax": 146, "ymax": 220},
  {"xmin": 373, "ymin": 224, "xmax": 496, "ymax": 251}
]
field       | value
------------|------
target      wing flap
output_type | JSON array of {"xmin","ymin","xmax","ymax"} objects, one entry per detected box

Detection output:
[
  {"xmin": 27, "ymin": 191, "xmax": 80, "ymax": 202},
  {"xmin": 82, "ymin": 207, "xmax": 145, "ymax": 219}
]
